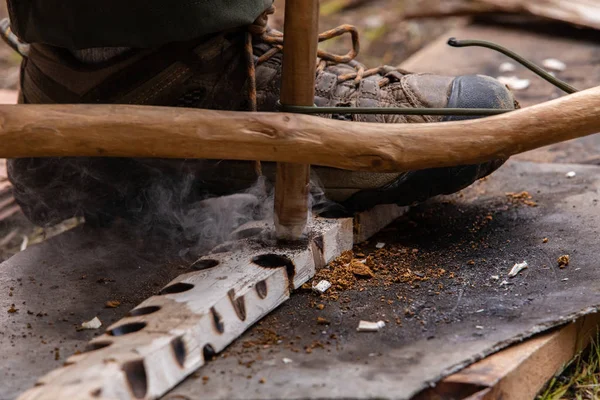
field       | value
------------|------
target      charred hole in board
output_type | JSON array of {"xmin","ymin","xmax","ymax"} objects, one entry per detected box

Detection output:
[
  {"xmin": 83, "ymin": 341, "xmax": 113, "ymax": 353},
  {"xmin": 127, "ymin": 306, "xmax": 161, "ymax": 317},
  {"xmin": 107, "ymin": 322, "xmax": 146, "ymax": 336},
  {"xmin": 210, "ymin": 243, "xmax": 235, "ymax": 254},
  {"xmin": 211, "ymin": 307, "xmax": 224, "ymax": 334},
  {"xmin": 227, "ymin": 289, "xmax": 246, "ymax": 321},
  {"xmin": 313, "ymin": 235, "xmax": 324, "ymax": 254},
  {"xmin": 203, "ymin": 344, "xmax": 217, "ymax": 362},
  {"xmin": 159, "ymin": 282, "xmax": 194, "ymax": 295},
  {"xmin": 122, "ymin": 359, "xmax": 148, "ymax": 399},
  {"xmin": 231, "ymin": 227, "xmax": 263, "ymax": 240},
  {"xmin": 251, "ymin": 254, "xmax": 296, "ymax": 290},
  {"xmin": 191, "ymin": 259, "xmax": 220, "ymax": 271},
  {"xmin": 255, "ymin": 279, "xmax": 268, "ymax": 299},
  {"xmin": 316, "ymin": 203, "xmax": 352, "ymax": 218},
  {"xmin": 171, "ymin": 336, "xmax": 187, "ymax": 368}
]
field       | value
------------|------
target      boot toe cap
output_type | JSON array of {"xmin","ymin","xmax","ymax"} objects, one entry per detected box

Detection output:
[{"xmin": 445, "ymin": 75, "xmax": 516, "ymax": 122}]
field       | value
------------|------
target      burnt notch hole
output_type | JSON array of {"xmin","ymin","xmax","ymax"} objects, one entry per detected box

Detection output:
[
  {"xmin": 203, "ymin": 344, "xmax": 216, "ymax": 362},
  {"xmin": 227, "ymin": 289, "xmax": 247, "ymax": 321},
  {"xmin": 122, "ymin": 359, "xmax": 148, "ymax": 399},
  {"xmin": 159, "ymin": 282, "xmax": 194, "ymax": 295},
  {"xmin": 171, "ymin": 336, "xmax": 187, "ymax": 368},
  {"xmin": 317, "ymin": 204, "xmax": 352, "ymax": 218},
  {"xmin": 251, "ymin": 254, "xmax": 296, "ymax": 289},
  {"xmin": 127, "ymin": 306, "xmax": 161, "ymax": 317},
  {"xmin": 90, "ymin": 388, "xmax": 102, "ymax": 397},
  {"xmin": 313, "ymin": 235, "xmax": 324, "ymax": 253},
  {"xmin": 191, "ymin": 259, "xmax": 220, "ymax": 271},
  {"xmin": 231, "ymin": 227, "xmax": 263, "ymax": 240},
  {"xmin": 210, "ymin": 243, "xmax": 235, "ymax": 254},
  {"xmin": 255, "ymin": 280, "xmax": 268, "ymax": 299},
  {"xmin": 211, "ymin": 307, "xmax": 224, "ymax": 334},
  {"xmin": 107, "ymin": 322, "xmax": 146, "ymax": 337},
  {"xmin": 83, "ymin": 341, "xmax": 112, "ymax": 353},
  {"xmin": 252, "ymin": 254, "xmax": 294, "ymax": 269}
]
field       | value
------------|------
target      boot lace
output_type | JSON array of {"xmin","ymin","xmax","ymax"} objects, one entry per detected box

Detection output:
[{"xmin": 244, "ymin": 5, "xmax": 407, "ymax": 113}]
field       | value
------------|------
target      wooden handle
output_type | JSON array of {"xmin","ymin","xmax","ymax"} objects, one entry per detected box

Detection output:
[
  {"xmin": 274, "ymin": 0, "xmax": 319, "ymax": 240},
  {"xmin": 1, "ymin": 86, "xmax": 599, "ymax": 172}
]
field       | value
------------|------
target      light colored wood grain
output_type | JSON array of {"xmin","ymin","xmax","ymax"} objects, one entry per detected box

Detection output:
[
  {"xmin": 274, "ymin": 162, "xmax": 311, "ymax": 239},
  {"xmin": 476, "ymin": 0, "xmax": 600, "ymax": 31},
  {"xmin": 420, "ymin": 312, "xmax": 600, "ymax": 400},
  {"xmin": 403, "ymin": 0, "xmax": 499, "ymax": 19},
  {"xmin": 16, "ymin": 217, "xmax": 353, "ymax": 400},
  {"xmin": 1, "ymin": 85, "xmax": 600, "ymax": 171},
  {"xmin": 405, "ymin": 0, "xmax": 600, "ymax": 26},
  {"xmin": 274, "ymin": 0, "xmax": 319, "ymax": 240}
]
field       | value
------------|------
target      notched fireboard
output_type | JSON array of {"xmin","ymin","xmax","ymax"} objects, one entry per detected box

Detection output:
[{"xmin": 17, "ymin": 217, "xmax": 353, "ymax": 400}]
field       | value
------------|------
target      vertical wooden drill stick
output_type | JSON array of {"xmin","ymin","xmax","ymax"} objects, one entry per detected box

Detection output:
[{"xmin": 274, "ymin": 0, "xmax": 319, "ymax": 240}]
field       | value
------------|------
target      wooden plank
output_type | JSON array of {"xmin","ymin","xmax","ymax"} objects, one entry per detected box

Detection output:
[
  {"xmin": 476, "ymin": 0, "xmax": 600, "ymax": 31},
  {"xmin": 403, "ymin": 0, "xmax": 500, "ymax": 19},
  {"xmin": 0, "ymin": 85, "xmax": 599, "ymax": 171},
  {"xmin": 404, "ymin": 0, "xmax": 600, "ymax": 28},
  {"xmin": 17, "ymin": 217, "xmax": 353, "ymax": 400},
  {"xmin": 417, "ymin": 312, "xmax": 600, "ymax": 399},
  {"xmin": 274, "ymin": 0, "xmax": 319, "ymax": 240}
]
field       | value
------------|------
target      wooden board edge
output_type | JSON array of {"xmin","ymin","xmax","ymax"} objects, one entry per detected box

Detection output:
[{"xmin": 415, "ymin": 312, "xmax": 600, "ymax": 400}]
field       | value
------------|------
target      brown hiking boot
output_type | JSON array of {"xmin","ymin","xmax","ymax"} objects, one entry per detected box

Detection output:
[{"xmin": 8, "ymin": 6, "xmax": 515, "ymax": 227}]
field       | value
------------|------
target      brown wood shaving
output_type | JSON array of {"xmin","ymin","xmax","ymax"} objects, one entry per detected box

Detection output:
[
  {"xmin": 350, "ymin": 260, "xmax": 375, "ymax": 278},
  {"xmin": 105, "ymin": 300, "xmax": 121, "ymax": 308},
  {"xmin": 506, "ymin": 191, "xmax": 538, "ymax": 207},
  {"xmin": 558, "ymin": 254, "xmax": 570, "ymax": 268}
]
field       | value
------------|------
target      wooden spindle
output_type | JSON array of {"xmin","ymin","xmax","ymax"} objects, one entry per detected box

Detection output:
[{"xmin": 274, "ymin": 0, "xmax": 319, "ymax": 240}]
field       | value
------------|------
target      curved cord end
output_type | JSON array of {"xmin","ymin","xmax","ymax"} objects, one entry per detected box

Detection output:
[
  {"xmin": 447, "ymin": 37, "xmax": 459, "ymax": 47},
  {"xmin": 446, "ymin": 37, "xmax": 578, "ymax": 94}
]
